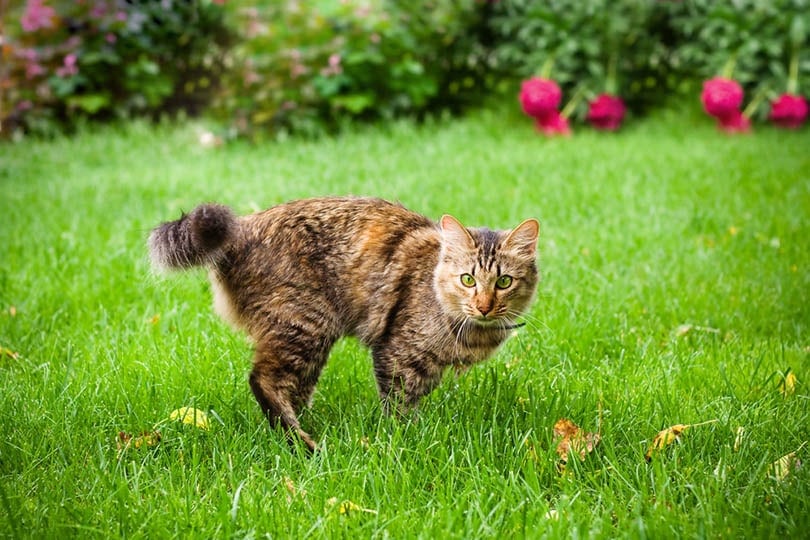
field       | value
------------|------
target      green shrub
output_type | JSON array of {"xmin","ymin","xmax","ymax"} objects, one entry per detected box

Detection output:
[
  {"xmin": 668, "ymin": 0, "xmax": 810, "ymax": 119},
  {"xmin": 488, "ymin": 0, "xmax": 671, "ymax": 117},
  {"xmin": 212, "ymin": 0, "xmax": 492, "ymax": 139},
  {"xmin": 1, "ymin": 0, "xmax": 232, "ymax": 137}
]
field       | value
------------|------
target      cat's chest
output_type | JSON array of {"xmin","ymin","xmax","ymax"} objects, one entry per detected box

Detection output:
[{"xmin": 433, "ymin": 323, "xmax": 509, "ymax": 365}]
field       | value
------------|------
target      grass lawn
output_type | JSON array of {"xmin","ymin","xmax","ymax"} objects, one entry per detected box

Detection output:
[{"xmin": 1, "ymin": 105, "xmax": 808, "ymax": 538}]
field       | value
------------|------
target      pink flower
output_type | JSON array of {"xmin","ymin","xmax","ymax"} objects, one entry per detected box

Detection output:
[
  {"xmin": 519, "ymin": 77, "xmax": 562, "ymax": 118},
  {"xmin": 587, "ymin": 94, "xmax": 626, "ymax": 130},
  {"xmin": 25, "ymin": 62, "xmax": 45, "ymax": 79},
  {"xmin": 21, "ymin": 0, "xmax": 57, "ymax": 32},
  {"xmin": 534, "ymin": 111, "xmax": 571, "ymax": 137},
  {"xmin": 320, "ymin": 54, "xmax": 343, "ymax": 76},
  {"xmin": 717, "ymin": 110, "xmax": 751, "ymax": 133},
  {"xmin": 90, "ymin": 4, "xmax": 106, "ymax": 19},
  {"xmin": 56, "ymin": 54, "xmax": 78, "ymax": 77},
  {"xmin": 769, "ymin": 93, "xmax": 808, "ymax": 129},
  {"xmin": 701, "ymin": 77, "xmax": 744, "ymax": 120},
  {"xmin": 105, "ymin": 33, "xmax": 117, "ymax": 44}
]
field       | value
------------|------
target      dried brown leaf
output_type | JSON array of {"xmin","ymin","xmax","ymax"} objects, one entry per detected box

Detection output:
[
  {"xmin": 644, "ymin": 419, "xmax": 718, "ymax": 462},
  {"xmin": 553, "ymin": 418, "xmax": 601, "ymax": 467},
  {"xmin": 769, "ymin": 442, "xmax": 806, "ymax": 481},
  {"xmin": 0, "ymin": 346, "xmax": 19, "ymax": 360},
  {"xmin": 283, "ymin": 476, "xmax": 306, "ymax": 501},
  {"xmin": 325, "ymin": 498, "xmax": 377, "ymax": 516},
  {"xmin": 675, "ymin": 324, "xmax": 720, "ymax": 338},
  {"xmin": 117, "ymin": 430, "xmax": 161, "ymax": 453},
  {"xmin": 778, "ymin": 369, "xmax": 796, "ymax": 397},
  {"xmin": 733, "ymin": 426, "xmax": 745, "ymax": 453}
]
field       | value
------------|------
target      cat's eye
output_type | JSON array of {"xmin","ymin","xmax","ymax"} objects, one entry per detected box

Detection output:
[
  {"xmin": 495, "ymin": 275, "xmax": 513, "ymax": 289},
  {"xmin": 460, "ymin": 273, "xmax": 476, "ymax": 287}
]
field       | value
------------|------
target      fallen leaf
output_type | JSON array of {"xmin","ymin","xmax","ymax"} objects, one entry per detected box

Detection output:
[
  {"xmin": 283, "ymin": 476, "xmax": 306, "ymax": 501},
  {"xmin": 117, "ymin": 430, "xmax": 161, "ymax": 453},
  {"xmin": 0, "ymin": 346, "xmax": 19, "ymax": 360},
  {"xmin": 169, "ymin": 407, "xmax": 210, "ymax": 430},
  {"xmin": 644, "ymin": 419, "xmax": 718, "ymax": 462},
  {"xmin": 675, "ymin": 324, "xmax": 720, "ymax": 338},
  {"xmin": 713, "ymin": 456, "xmax": 727, "ymax": 481},
  {"xmin": 769, "ymin": 443, "xmax": 806, "ymax": 481},
  {"xmin": 198, "ymin": 131, "xmax": 223, "ymax": 148},
  {"xmin": 778, "ymin": 369, "xmax": 796, "ymax": 397},
  {"xmin": 733, "ymin": 426, "xmax": 745, "ymax": 453},
  {"xmin": 147, "ymin": 314, "xmax": 161, "ymax": 325},
  {"xmin": 325, "ymin": 497, "xmax": 377, "ymax": 515},
  {"xmin": 553, "ymin": 418, "xmax": 601, "ymax": 468},
  {"xmin": 8, "ymin": 306, "xmax": 16, "ymax": 317},
  {"xmin": 358, "ymin": 436, "xmax": 370, "ymax": 449}
]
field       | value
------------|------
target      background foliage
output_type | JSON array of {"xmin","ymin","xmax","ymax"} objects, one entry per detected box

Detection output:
[
  {"xmin": 1, "ymin": 0, "xmax": 808, "ymax": 137},
  {"xmin": 211, "ymin": 0, "xmax": 491, "ymax": 138},
  {"xmin": 1, "ymin": 0, "xmax": 232, "ymax": 136}
]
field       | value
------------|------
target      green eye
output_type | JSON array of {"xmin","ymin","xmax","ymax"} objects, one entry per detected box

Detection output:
[
  {"xmin": 460, "ymin": 273, "xmax": 476, "ymax": 287},
  {"xmin": 495, "ymin": 275, "xmax": 513, "ymax": 289}
]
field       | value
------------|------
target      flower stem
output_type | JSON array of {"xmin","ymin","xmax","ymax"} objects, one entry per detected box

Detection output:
[
  {"xmin": 721, "ymin": 53, "xmax": 738, "ymax": 79},
  {"xmin": 606, "ymin": 52, "xmax": 618, "ymax": 95},
  {"xmin": 560, "ymin": 86, "xmax": 586, "ymax": 119},
  {"xmin": 787, "ymin": 45, "xmax": 799, "ymax": 95},
  {"xmin": 742, "ymin": 86, "xmax": 770, "ymax": 119},
  {"xmin": 539, "ymin": 55, "xmax": 556, "ymax": 79}
]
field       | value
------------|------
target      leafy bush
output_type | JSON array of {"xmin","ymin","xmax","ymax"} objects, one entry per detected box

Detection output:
[
  {"xmin": 668, "ymin": 0, "xmax": 810, "ymax": 121},
  {"xmin": 1, "ymin": 0, "xmax": 232, "ymax": 137},
  {"xmin": 212, "ymin": 0, "xmax": 492, "ymax": 139},
  {"xmin": 488, "ymin": 0, "xmax": 671, "ymax": 118}
]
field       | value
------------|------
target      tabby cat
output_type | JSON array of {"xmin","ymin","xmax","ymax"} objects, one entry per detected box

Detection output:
[{"xmin": 149, "ymin": 197, "xmax": 539, "ymax": 451}]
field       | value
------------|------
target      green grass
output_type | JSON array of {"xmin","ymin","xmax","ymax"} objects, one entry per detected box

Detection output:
[{"xmin": 1, "ymin": 106, "xmax": 808, "ymax": 538}]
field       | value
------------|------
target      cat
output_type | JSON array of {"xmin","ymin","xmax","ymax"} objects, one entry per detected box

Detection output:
[{"xmin": 149, "ymin": 197, "xmax": 539, "ymax": 451}]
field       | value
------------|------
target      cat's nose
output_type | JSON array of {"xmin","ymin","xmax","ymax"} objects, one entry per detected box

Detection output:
[{"xmin": 476, "ymin": 301, "xmax": 493, "ymax": 316}]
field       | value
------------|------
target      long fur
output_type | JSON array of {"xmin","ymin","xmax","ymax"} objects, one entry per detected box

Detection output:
[
  {"xmin": 148, "ymin": 197, "xmax": 539, "ymax": 452},
  {"xmin": 148, "ymin": 204, "xmax": 236, "ymax": 270}
]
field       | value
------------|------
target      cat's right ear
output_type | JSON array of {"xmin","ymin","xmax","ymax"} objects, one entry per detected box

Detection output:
[
  {"xmin": 440, "ymin": 215, "xmax": 475, "ymax": 250},
  {"xmin": 503, "ymin": 218, "xmax": 540, "ymax": 257}
]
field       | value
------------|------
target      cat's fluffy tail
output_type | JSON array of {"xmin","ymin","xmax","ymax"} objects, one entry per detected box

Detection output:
[{"xmin": 148, "ymin": 204, "xmax": 237, "ymax": 271}]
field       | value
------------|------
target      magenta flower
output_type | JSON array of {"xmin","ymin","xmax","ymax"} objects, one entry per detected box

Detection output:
[
  {"xmin": 769, "ymin": 94, "xmax": 808, "ymax": 129},
  {"xmin": 534, "ymin": 111, "xmax": 571, "ymax": 137},
  {"xmin": 717, "ymin": 110, "xmax": 751, "ymax": 133},
  {"xmin": 701, "ymin": 77, "xmax": 744, "ymax": 120},
  {"xmin": 21, "ymin": 0, "xmax": 57, "ymax": 32},
  {"xmin": 519, "ymin": 77, "xmax": 562, "ymax": 118},
  {"xmin": 587, "ymin": 94, "xmax": 626, "ymax": 130}
]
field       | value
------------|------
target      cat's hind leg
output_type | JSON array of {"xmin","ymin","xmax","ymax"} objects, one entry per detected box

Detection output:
[{"xmin": 249, "ymin": 330, "xmax": 332, "ymax": 452}]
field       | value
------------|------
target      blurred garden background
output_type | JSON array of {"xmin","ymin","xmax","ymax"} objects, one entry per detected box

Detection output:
[
  {"xmin": 1, "ymin": 1, "xmax": 809, "ymax": 538},
  {"xmin": 2, "ymin": 0, "xmax": 809, "ymax": 137}
]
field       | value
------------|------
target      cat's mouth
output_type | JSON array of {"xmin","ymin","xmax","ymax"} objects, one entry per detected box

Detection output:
[{"xmin": 470, "ymin": 317, "xmax": 525, "ymax": 330}]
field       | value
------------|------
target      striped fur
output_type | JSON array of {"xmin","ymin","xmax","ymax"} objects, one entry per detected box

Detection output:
[{"xmin": 149, "ymin": 197, "xmax": 539, "ymax": 451}]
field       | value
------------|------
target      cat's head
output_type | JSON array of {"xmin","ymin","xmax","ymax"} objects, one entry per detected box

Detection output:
[{"xmin": 434, "ymin": 215, "xmax": 539, "ymax": 327}]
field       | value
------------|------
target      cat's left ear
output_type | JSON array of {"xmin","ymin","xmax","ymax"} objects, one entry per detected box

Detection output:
[
  {"xmin": 440, "ymin": 215, "xmax": 475, "ymax": 250},
  {"xmin": 503, "ymin": 219, "xmax": 540, "ymax": 256}
]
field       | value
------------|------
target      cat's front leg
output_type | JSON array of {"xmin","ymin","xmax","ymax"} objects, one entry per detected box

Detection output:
[{"xmin": 371, "ymin": 345, "xmax": 444, "ymax": 417}]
